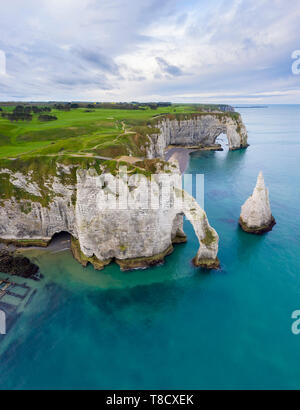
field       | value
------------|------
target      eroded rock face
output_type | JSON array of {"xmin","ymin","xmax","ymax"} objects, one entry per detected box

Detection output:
[
  {"xmin": 75, "ymin": 168, "xmax": 219, "ymax": 270},
  {"xmin": 177, "ymin": 189, "xmax": 219, "ymax": 269},
  {"xmin": 0, "ymin": 164, "xmax": 220, "ymax": 271},
  {"xmin": 0, "ymin": 173, "xmax": 77, "ymax": 245},
  {"xmin": 239, "ymin": 172, "xmax": 276, "ymax": 234},
  {"xmin": 147, "ymin": 114, "xmax": 248, "ymax": 158}
]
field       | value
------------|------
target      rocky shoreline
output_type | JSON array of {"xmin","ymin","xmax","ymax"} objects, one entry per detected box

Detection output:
[
  {"xmin": 193, "ymin": 256, "xmax": 220, "ymax": 270},
  {"xmin": 239, "ymin": 216, "xmax": 276, "ymax": 235}
]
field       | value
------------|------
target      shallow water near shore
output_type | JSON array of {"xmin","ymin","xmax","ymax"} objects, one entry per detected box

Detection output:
[{"xmin": 1, "ymin": 105, "xmax": 300, "ymax": 389}]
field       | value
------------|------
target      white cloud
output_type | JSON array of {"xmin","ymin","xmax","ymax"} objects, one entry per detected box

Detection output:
[{"xmin": 0, "ymin": 0, "xmax": 300, "ymax": 102}]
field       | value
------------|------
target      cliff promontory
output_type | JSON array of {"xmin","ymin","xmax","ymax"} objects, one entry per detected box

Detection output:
[
  {"xmin": 0, "ymin": 158, "xmax": 219, "ymax": 270},
  {"xmin": 147, "ymin": 112, "xmax": 248, "ymax": 158},
  {"xmin": 0, "ymin": 106, "xmax": 249, "ymax": 271}
]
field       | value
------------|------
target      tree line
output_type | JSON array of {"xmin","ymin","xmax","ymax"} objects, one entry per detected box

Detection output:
[{"xmin": 1, "ymin": 105, "xmax": 57, "ymax": 122}]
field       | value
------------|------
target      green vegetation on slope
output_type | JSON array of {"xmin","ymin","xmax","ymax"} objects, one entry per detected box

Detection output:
[{"xmin": 0, "ymin": 104, "xmax": 238, "ymax": 161}]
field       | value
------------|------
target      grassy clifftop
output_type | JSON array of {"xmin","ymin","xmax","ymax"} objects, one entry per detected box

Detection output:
[
  {"xmin": 0, "ymin": 103, "xmax": 239, "ymax": 207},
  {"xmin": 0, "ymin": 104, "xmax": 238, "ymax": 162}
]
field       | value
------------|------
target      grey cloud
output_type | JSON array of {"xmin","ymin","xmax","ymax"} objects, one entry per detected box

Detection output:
[
  {"xmin": 54, "ymin": 74, "xmax": 112, "ymax": 89},
  {"xmin": 156, "ymin": 57, "xmax": 183, "ymax": 77},
  {"xmin": 0, "ymin": 0, "xmax": 181, "ymax": 99},
  {"xmin": 73, "ymin": 47, "xmax": 120, "ymax": 75}
]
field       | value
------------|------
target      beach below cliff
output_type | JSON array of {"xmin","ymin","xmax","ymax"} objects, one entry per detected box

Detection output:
[
  {"xmin": 165, "ymin": 145, "xmax": 223, "ymax": 173},
  {"xmin": 165, "ymin": 148, "xmax": 194, "ymax": 173}
]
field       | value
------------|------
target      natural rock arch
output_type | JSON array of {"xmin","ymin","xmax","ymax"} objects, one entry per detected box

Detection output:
[
  {"xmin": 147, "ymin": 114, "xmax": 249, "ymax": 158},
  {"xmin": 174, "ymin": 188, "xmax": 220, "ymax": 269},
  {"xmin": 73, "ymin": 168, "xmax": 220, "ymax": 271}
]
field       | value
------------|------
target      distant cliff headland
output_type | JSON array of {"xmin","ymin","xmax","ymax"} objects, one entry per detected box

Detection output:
[{"xmin": 0, "ymin": 103, "xmax": 248, "ymax": 271}]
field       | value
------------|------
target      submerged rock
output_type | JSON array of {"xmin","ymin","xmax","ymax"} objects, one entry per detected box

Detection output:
[
  {"xmin": 0, "ymin": 250, "xmax": 40, "ymax": 279},
  {"xmin": 239, "ymin": 171, "xmax": 276, "ymax": 234}
]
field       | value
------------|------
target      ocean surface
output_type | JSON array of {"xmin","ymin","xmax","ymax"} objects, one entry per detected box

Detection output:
[{"xmin": 1, "ymin": 105, "xmax": 300, "ymax": 390}]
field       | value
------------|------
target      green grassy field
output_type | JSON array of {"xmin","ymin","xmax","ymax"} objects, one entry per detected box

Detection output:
[
  {"xmin": 0, "ymin": 104, "xmax": 238, "ymax": 162},
  {"xmin": 0, "ymin": 105, "xmax": 192, "ymax": 160}
]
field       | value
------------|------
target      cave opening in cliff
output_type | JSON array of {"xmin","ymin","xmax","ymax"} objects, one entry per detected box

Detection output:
[
  {"xmin": 215, "ymin": 133, "xmax": 229, "ymax": 150},
  {"xmin": 48, "ymin": 231, "xmax": 72, "ymax": 249}
]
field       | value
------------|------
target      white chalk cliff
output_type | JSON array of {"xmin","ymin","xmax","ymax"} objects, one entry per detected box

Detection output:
[
  {"xmin": 146, "ymin": 114, "xmax": 248, "ymax": 158},
  {"xmin": 0, "ymin": 162, "xmax": 219, "ymax": 270},
  {"xmin": 239, "ymin": 171, "xmax": 276, "ymax": 234}
]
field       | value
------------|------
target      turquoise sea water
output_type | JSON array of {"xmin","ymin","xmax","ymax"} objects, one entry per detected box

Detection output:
[{"xmin": 1, "ymin": 105, "xmax": 300, "ymax": 390}]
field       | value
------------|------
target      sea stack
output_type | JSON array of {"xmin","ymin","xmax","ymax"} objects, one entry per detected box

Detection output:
[{"xmin": 239, "ymin": 171, "xmax": 276, "ymax": 234}]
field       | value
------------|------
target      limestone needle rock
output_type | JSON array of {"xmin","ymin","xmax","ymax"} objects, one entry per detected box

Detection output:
[{"xmin": 239, "ymin": 172, "xmax": 276, "ymax": 234}]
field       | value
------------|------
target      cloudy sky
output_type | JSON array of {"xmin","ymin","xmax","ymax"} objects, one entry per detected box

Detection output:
[{"xmin": 0, "ymin": 0, "xmax": 300, "ymax": 103}]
